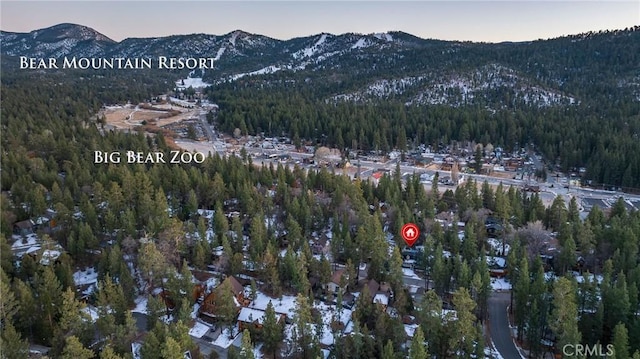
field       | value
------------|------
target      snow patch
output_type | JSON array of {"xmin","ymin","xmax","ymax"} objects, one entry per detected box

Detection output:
[
  {"xmin": 132, "ymin": 296, "xmax": 148, "ymax": 314},
  {"xmin": 491, "ymin": 278, "xmax": 512, "ymax": 291},
  {"xmin": 175, "ymin": 77, "xmax": 211, "ymax": 89},
  {"xmin": 351, "ymin": 38, "xmax": 370, "ymax": 49},
  {"xmin": 214, "ymin": 46, "xmax": 226, "ymax": 61}
]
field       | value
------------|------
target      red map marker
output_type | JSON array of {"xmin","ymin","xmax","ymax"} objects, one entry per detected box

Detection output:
[{"xmin": 401, "ymin": 223, "xmax": 420, "ymax": 247}]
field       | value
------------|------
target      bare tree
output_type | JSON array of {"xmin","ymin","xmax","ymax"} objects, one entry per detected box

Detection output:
[{"xmin": 515, "ymin": 221, "xmax": 552, "ymax": 262}]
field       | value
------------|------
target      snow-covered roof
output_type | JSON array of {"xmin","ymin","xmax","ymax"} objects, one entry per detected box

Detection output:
[
  {"xmin": 238, "ymin": 307, "xmax": 267, "ymax": 324},
  {"xmin": 73, "ymin": 267, "xmax": 98, "ymax": 286},
  {"xmin": 404, "ymin": 323, "xmax": 419, "ymax": 338},
  {"xmin": 249, "ymin": 293, "xmax": 297, "ymax": 318},
  {"xmin": 373, "ymin": 293, "xmax": 389, "ymax": 306},
  {"xmin": 40, "ymin": 249, "xmax": 61, "ymax": 265},
  {"xmin": 188, "ymin": 321, "xmax": 211, "ymax": 339},
  {"xmin": 486, "ymin": 256, "xmax": 507, "ymax": 268}
]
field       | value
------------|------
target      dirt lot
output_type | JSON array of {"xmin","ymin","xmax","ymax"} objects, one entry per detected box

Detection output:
[{"xmin": 102, "ymin": 104, "xmax": 200, "ymax": 130}]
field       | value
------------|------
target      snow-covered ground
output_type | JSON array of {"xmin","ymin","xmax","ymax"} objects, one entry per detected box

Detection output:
[
  {"xmin": 73, "ymin": 267, "xmax": 98, "ymax": 286},
  {"xmin": 132, "ymin": 296, "xmax": 148, "ymax": 314},
  {"xmin": 213, "ymin": 46, "xmax": 226, "ymax": 61},
  {"xmin": 175, "ymin": 77, "xmax": 211, "ymax": 89},
  {"xmin": 82, "ymin": 305, "xmax": 99, "ymax": 322},
  {"xmin": 313, "ymin": 301, "xmax": 353, "ymax": 346},
  {"xmin": 571, "ymin": 271, "xmax": 604, "ymax": 284},
  {"xmin": 351, "ymin": 38, "xmax": 371, "ymax": 49},
  {"xmin": 491, "ymin": 278, "xmax": 512, "ymax": 291},
  {"xmin": 229, "ymin": 65, "xmax": 282, "ymax": 81},
  {"xmin": 11, "ymin": 233, "xmax": 39, "ymax": 250},
  {"xmin": 487, "ymin": 238, "xmax": 510, "ymax": 256},
  {"xmin": 485, "ymin": 342, "xmax": 505, "ymax": 359},
  {"xmin": 402, "ymin": 268, "xmax": 421, "ymax": 280},
  {"xmin": 292, "ymin": 34, "xmax": 328, "ymax": 59}
]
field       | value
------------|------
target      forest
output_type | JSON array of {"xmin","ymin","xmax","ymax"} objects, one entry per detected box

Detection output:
[{"xmin": 0, "ymin": 58, "xmax": 639, "ymax": 359}]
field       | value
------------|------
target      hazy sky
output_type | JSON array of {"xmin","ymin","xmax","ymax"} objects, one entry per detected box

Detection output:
[{"xmin": 1, "ymin": 1, "xmax": 638, "ymax": 43}]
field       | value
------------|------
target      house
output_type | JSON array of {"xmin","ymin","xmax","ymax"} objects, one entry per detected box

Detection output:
[
  {"xmin": 237, "ymin": 307, "xmax": 285, "ymax": 331},
  {"xmin": 199, "ymin": 276, "xmax": 249, "ymax": 318},
  {"xmin": 359, "ymin": 279, "xmax": 392, "ymax": 309},
  {"xmin": 312, "ymin": 237, "xmax": 330, "ymax": 255},
  {"xmin": 325, "ymin": 269, "xmax": 348, "ymax": 296},
  {"xmin": 371, "ymin": 172, "xmax": 384, "ymax": 186},
  {"xmin": 487, "ymin": 256, "xmax": 507, "ymax": 278},
  {"xmin": 13, "ymin": 219, "xmax": 34, "ymax": 236}
]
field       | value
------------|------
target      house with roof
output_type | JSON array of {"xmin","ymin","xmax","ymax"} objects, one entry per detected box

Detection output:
[
  {"xmin": 199, "ymin": 276, "xmax": 249, "ymax": 319},
  {"xmin": 359, "ymin": 279, "xmax": 392, "ymax": 309},
  {"xmin": 371, "ymin": 172, "xmax": 384, "ymax": 186},
  {"xmin": 13, "ymin": 219, "xmax": 35, "ymax": 236},
  {"xmin": 325, "ymin": 269, "xmax": 348, "ymax": 296},
  {"xmin": 237, "ymin": 307, "xmax": 285, "ymax": 331}
]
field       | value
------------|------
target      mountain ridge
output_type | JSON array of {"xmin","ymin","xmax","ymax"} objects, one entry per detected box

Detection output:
[{"xmin": 2, "ymin": 23, "xmax": 639, "ymax": 109}]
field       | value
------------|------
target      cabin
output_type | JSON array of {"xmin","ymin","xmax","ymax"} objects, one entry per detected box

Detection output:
[
  {"xmin": 199, "ymin": 276, "xmax": 248, "ymax": 318},
  {"xmin": 325, "ymin": 269, "xmax": 348, "ymax": 296},
  {"xmin": 237, "ymin": 307, "xmax": 285, "ymax": 331},
  {"xmin": 359, "ymin": 279, "xmax": 392, "ymax": 309},
  {"xmin": 13, "ymin": 219, "xmax": 35, "ymax": 236}
]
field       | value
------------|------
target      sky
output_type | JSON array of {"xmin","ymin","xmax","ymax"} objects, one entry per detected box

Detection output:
[{"xmin": 1, "ymin": 1, "xmax": 638, "ymax": 43}]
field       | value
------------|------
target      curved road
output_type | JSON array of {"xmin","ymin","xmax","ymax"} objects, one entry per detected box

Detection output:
[{"xmin": 488, "ymin": 291, "xmax": 523, "ymax": 359}]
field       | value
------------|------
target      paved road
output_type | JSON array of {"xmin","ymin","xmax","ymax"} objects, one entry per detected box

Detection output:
[
  {"xmin": 198, "ymin": 110, "xmax": 216, "ymax": 142},
  {"xmin": 488, "ymin": 291, "xmax": 522, "ymax": 359}
]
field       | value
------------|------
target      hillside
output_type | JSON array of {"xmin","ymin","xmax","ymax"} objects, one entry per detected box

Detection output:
[{"xmin": 2, "ymin": 24, "xmax": 640, "ymax": 188}]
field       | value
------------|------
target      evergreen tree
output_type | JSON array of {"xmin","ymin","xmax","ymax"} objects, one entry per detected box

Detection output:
[
  {"xmin": 612, "ymin": 322, "xmax": 630, "ymax": 359},
  {"xmin": 161, "ymin": 337, "xmax": 184, "ymax": 359},
  {"xmin": 140, "ymin": 331, "xmax": 161, "ymax": 359},
  {"xmin": 289, "ymin": 294, "xmax": 321, "ymax": 359},
  {"xmin": 381, "ymin": 339, "xmax": 396, "ymax": 359},
  {"xmin": 449, "ymin": 287, "xmax": 478, "ymax": 358},
  {"xmin": 216, "ymin": 279, "xmax": 239, "ymax": 334},
  {"xmin": 239, "ymin": 329, "xmax": 255, "ymax": 359},
  {"xmin": 0, "ymin": 323, "xmax": 28, "ymax": 359},
  {"xmin": 262, "ymin": 301, "xmax": 283, "ymax": 359},
  {"xmin": 60, "ymin": 335, "xmax": 94, "ymax": 359},
  {"xmin": 100, "ymin": 345, "xmax": 125, "ymax": 359},
  {"xmin": 550, "ymin": 278, "xmax": 581, "ymax": 355},
  {"xmin": 409, "ymin": 326, "xmax": 428, "ymax": 359}
]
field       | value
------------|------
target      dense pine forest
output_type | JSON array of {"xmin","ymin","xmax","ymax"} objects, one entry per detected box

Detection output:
[{"xmin": 1, "ymin": 32, "xmax": 640, "ymax": 359}]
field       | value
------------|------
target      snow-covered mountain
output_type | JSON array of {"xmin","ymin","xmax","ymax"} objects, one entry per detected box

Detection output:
[{"xmin": 2, "ymin": 23, "xmax": 639, "ymax": 108}]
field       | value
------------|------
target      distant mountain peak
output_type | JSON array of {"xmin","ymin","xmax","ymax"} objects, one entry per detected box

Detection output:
[{"xmin": 34, "ymin": 23, "xmax": 115, "ymax": 43}]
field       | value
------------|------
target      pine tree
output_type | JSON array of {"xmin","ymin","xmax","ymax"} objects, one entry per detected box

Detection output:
[
  {"xmin": 35, "ymin": 265, "xmax": 63, "ymax": 343},
  {"xmin": 514, "ymin": 255, "xmax": 529, "ymax": 341},
  {"xmin": 381, "ymin": 339, "xmax": 396, "ymax": 359},
  {"xmin": 0, "ymin": 323, "xmax": 28, "ymax": 359},
  {"xmin": 549, "ymin": 278, "xmax": 581, "ymax": 354},
  {"xmin": 262, "ymin": 301, "xmax": 283, "ymax": 359},
  {"xmin": 0, "ymin": 269, "xmax": 18, "ymax": 324},
  {"xmin": 239, "ymin": 329, "xmax": 255, "ymax": 359},
  {"xmin": 161, "ymin": 337, "xmax": 184, "ymax": 359},
  {"xmin": 409, "ymin": 326, "xmax": 428, "ymax": 359},
  {"xmin": 99, "ymin": 345, "xmax": 125, "ymax": 359},
  {"xmin": 289, "ymin": 294, "xmax": 321, "ymax": 359},
  {"xmin": 612, "ymin": 322, "xmax": 630, "ymax": 359},
  {"xmin": 449, "ymin": 288, "xmax": 478, "ymax": 357},
  {"xmin": 140, "ymin": 330, "xmax": 161, "ymax": 359},
  {"xmin": 60, "ymin": 335, "xmax": 94, "ymax": 359},
  {"xmin": 216, "ymin": 279, "xmax": 239, "ymax": 333}
]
